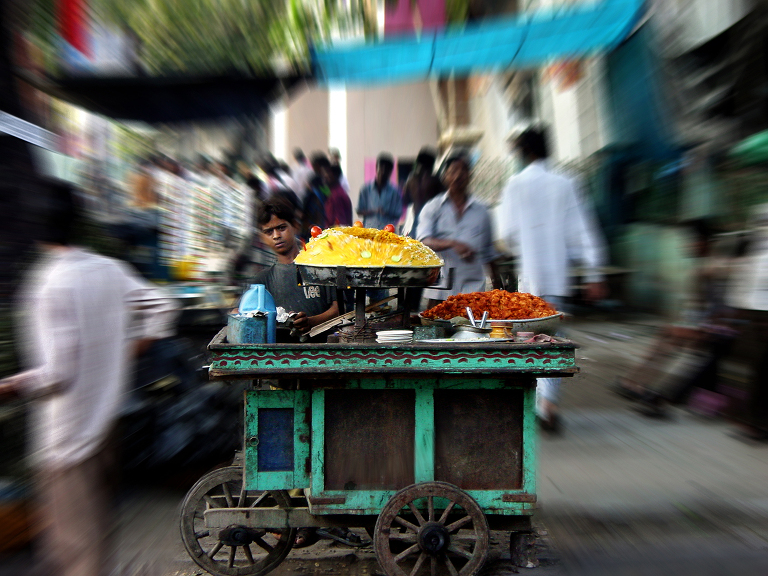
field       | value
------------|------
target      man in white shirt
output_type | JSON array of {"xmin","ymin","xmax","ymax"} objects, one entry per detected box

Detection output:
[
  {"xmin": 499, "ymin": 128, "xmax": 607, "ymax": 431},
  {"xmin": 418, "ymin": 151, "xmax": 502, "ymax": 306},
  {"xmin": 0, "ymin": 181, "xmax": 178, "ymax": 576}
]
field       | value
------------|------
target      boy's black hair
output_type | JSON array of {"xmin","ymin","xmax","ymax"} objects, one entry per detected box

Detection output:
[{"xmin": 257, "ymin": 197, "xmax": 298, "ymax": 227}]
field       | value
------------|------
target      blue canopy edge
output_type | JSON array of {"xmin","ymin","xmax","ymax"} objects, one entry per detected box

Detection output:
[{"xmin": 312, "ymin": 0, "xmax": 645, "ymax": 85}]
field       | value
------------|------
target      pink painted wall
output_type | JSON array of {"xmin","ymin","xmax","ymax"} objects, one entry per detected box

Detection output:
[{"xmin": 384, "ymin": 0, "xmax": 446, "ymax": 36}]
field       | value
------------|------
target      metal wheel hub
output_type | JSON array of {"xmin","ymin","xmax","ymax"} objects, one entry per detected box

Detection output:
[
  {"xmin": 418, "ymin": 522, "xmax": 450, "ymax": 556},
  {"xmin": 218, "ymin": 525, "xmax": 265, "ymax": 547}
]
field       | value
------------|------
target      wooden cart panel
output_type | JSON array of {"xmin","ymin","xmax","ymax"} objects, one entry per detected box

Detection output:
[{"xmin": 243, "ymin": 379, "xmax": 537, "ymax": 516}]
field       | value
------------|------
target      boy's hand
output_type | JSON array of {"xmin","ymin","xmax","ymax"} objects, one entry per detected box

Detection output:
[{"xmin": 292, "ymin": 312, "xmax": 310, "ymax": 333}]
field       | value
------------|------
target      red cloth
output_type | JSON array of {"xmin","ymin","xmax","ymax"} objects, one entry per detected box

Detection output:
[{"xmin": 58, "ymin": 0, "xmax": 90, "ymax": 56}]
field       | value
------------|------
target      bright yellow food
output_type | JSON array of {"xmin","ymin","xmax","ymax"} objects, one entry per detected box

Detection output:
[{"xmin": 295, "ymin": 226, "xmax": 443, "ymax": 267}]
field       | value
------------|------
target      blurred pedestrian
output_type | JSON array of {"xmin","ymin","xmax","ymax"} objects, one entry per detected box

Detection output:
[
  {"xmin": 322, "ymin": 163, "xmax": 353, "ymax": 227},
  {"xmin": 727, "ymin": 204, "xmax": 768, "ymax": 441},
  {"xmin": 239, "ymin": 160, "xmax": 266, "ymax": 203},
  {"xmin": 329, "ymin": 147, "xmax": 350, "ymax": 193},
  {"xmin": 402, "ymin": 147, "xmax": 444, "ymax": 311},
  {"xmin": 613, "ymin": 220, "xmax": 737, "ymax": 417},
  {"xmin": 291, "ymin": 148, "xmax": 314, "ymax": 203},
  {"xmin": 122, "ymin": 157, "xmax": 163, "ymax": 280},
  {"xmin": 0, "ymin": 180, "xmax": 178, "ymax": 576},
  {"xmin": 258, "ymin": 155, "xmax": 302, "ymax": 221},
  {"xmin": 299, "ymin": 152, "xmax": 333, "ymax": 240},
  {"xmin": 499, "ymin": 127, "xmax": 607, "ymax": 432},
  {"xmin": 418, "ymin": 151, "xmax": 502, "ymax": 307},
  {"xmin": 402, "ymin": 146, "xmax": 443, "ymax": 237},
  {"xmin": 357, "ymin": 152, "xmax": 402, "ymax": 230}
]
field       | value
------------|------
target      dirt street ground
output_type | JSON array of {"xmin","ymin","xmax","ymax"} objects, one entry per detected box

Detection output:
[{"xmin": 4, "ymin": 315, "xmax": 768, "ymax": 576}]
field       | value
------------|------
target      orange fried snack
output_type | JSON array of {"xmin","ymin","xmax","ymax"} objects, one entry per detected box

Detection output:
[{"xmin": 422, "ymin": 290, "xmax": 557, "ymax": 320}]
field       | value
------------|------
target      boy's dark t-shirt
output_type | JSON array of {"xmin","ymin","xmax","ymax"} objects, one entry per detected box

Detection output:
[{"xmin": 252, "ymin": 262, "xmax": 336, "ymax": 316}]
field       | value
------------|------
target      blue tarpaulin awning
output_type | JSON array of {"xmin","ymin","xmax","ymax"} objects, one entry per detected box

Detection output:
[{"xmin": 313, "ymin": 0, "xmax": 645, "ymax": 85}]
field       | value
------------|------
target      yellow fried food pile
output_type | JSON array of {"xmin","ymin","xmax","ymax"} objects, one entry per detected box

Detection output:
[
  {"xmin": 295, "ymin": 226, "xmax": 443, "ymax": 267},
  {"xmin": 422, "ymin": 290, "xmax": 557, "ymax": 320}
]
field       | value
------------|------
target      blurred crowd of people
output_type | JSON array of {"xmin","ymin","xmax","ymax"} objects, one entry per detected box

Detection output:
[{"xmin": 612, "ymin": 209, "xmax": 768, "ymax": 442}]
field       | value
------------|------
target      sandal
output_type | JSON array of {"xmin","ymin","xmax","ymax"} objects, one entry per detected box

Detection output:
[{"xmin": 294, "ymin": 527, "xmax": 320, "ymax": 548}]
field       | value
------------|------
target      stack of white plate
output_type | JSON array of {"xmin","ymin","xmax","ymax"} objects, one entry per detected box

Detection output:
[{"xmin": 376, "ymin": 330, "xmax": 413, "ymax": 344}]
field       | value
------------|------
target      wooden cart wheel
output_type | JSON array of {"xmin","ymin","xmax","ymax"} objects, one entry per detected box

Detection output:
[
  {"xmin": 373, "ymin": 481, "xmax": 490, "ymax": 576},
  {"xmin": 180, "ymin": 466, "xmax": 295, "ymax": 576}
]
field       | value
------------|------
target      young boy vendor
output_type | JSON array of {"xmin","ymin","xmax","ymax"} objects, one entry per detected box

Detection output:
[
  {"xmin": 252, "ymin": 198, "xmax": 339, "ymax": 336},
  {"xmin": 251, "ymin": 199, "xmax": 358, "ymax": 547}
]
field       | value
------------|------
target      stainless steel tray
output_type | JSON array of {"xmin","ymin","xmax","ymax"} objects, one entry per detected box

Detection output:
[{"xmin": 297, "ymin": 264, "xmax": 442, "ymax": 288}]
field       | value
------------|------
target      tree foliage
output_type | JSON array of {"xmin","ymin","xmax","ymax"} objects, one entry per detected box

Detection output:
[{"xmin": 90, "ymin": 0, "xmax": 375, "ymax": 75}]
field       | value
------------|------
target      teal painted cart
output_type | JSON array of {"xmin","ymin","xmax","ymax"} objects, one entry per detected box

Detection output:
[{"xmin": 179, "ymin": 328, "xmax": 578, "ymax": 576}]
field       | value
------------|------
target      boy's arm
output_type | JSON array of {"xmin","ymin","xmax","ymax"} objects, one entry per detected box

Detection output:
[{"xmin": 292, "ymin": 301, "xmax": 340, "ymax": 334}]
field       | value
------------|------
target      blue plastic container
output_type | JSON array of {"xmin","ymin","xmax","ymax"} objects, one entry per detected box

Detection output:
[{"xmin": 231, "ymin": 284, "xmax": 277, "ymax": 344}]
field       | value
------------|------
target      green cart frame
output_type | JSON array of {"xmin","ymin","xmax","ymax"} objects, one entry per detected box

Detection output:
[{"xmin": 179, "ymin": 328, "xmax": 577, "ymax": 576}]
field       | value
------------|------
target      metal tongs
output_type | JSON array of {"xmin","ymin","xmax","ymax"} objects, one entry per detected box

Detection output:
[{"xmin": 465, "ymin": 307, "xmax": 489, "ymax": 329}]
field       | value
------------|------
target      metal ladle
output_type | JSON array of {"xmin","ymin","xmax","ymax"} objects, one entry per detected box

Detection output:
[
  {"xmin": 479, "ymin": 311, "xmax": 488, "ymax": 330},
  {"xmin": 466, "ymin": 307, "xmax": 477, "ymax": 327}
]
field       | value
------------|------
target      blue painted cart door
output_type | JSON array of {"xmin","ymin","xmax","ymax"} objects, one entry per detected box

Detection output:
[{"xmin": 244, "ymin": 390, "xmax": 310, "ymax": 491}]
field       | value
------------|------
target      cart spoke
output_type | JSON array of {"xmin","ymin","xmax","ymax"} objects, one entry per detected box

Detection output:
[
  {"xmin": 243, "ymin": 544, "xmax": 255, "ymax": 564},
  {"xmin": 438, "ymin": 501, "xmax": 456, "ymax": 524},
  {"xmin": 443, "ymin": 555, "xmax": 459, "ymax": 576},
  {"xmin": 250, "ymin": 491, "xmax": 269, "ymax": 508},
  {"xmin": 428, "ymin": 496, "xmax": 434, "ymax": 522},
  {"xmin": 252, "ymin": 536, "xmax": 275, "ymax": 553},
  {"xmin": 447, "ymin": 544, "xmax": 473, "ymax": 560},
  {"xmin": 237, "ymin": 483, "xmax": 247, "ymax": 507},
  {"xmin": 222, "ymin": 482, "xmax": 234, "ymax": 508},
  {"xmin": 394, "ymin": 515, "xmax": 420, "ymax": 533},
  {"xmin": 394, "ymin": 543, "xmax": 421, "ymax": 563},
  {"xmin": 194, "ymin": 530, "xmax": 209, "ymax": 539},
  {"xmin": 203, "ymin": 495, "xmax": 218, "ymax": 509},
  {"xmin": 408, "ymin": 502, "xmax": 427, "ymax": 526},
  {"xmin": 208, "ymin": 541, "xmax": 223, "ymax": 559},
  {"xmin": 446, "ymin": 515, "xmax": 473, "ymax": 533},
  {"xmin": 409, "ymin": 552, "xmax": 427, "ymax": 576},
  {"xmin": 430, "ymin": 555, "xmax": 437, "ymax": 576},
  {"xmin": 227, "ymin": 545, "xmax": 236, "ymax": 568}
]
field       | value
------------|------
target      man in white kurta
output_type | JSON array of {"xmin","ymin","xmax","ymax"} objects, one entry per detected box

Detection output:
[
  {"xmin": 498, "ymin": 128, "xmax": 606, "ymax": 430},
  {"xmin": 0, "ymin": 183, "xmax": 178, "ymax": 576}
]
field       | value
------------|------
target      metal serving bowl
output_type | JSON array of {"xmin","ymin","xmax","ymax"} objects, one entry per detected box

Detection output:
[
  {"xmin": 487, "ymin": 313, "xmax": 564, "ymax": 336},
  {"xmin": 297, "ymin": 264, "xmax": 442, "ymax": 288}
]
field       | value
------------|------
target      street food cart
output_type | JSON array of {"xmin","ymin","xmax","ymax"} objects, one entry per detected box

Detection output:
[{"xmin": 179, "ymin": 264, "xmax": 578, "ymax": 576}]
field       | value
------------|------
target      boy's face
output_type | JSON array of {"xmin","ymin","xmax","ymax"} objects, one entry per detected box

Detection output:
[{"xmin": 260, "ymin": 215, "xmax": 297, "ymax": 257}]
